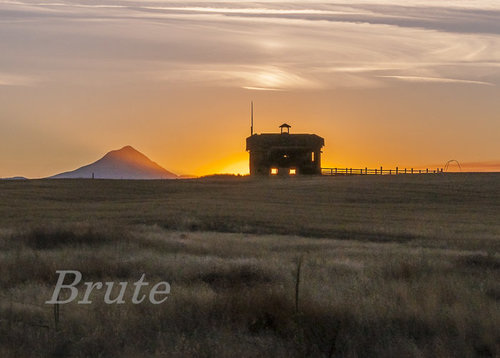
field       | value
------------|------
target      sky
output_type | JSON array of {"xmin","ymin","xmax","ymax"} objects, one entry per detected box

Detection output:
[{"xmin": 1, "ymin": 0, "xmax": 499, "ymax": 177}]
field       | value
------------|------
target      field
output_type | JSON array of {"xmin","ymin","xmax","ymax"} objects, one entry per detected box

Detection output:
[{"xmin": 0, "ymin": 174, "xmax": 499, "ymax": 357}]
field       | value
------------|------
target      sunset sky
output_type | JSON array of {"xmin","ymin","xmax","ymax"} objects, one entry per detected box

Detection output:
[{"xmin": 1, "ymin": 0, "xmax": 499, "ymax": 177}]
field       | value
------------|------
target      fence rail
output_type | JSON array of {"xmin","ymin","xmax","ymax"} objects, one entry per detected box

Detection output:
[{"xmin": 321, "ymin": 167, "xmax": 443, "ymax": 176}]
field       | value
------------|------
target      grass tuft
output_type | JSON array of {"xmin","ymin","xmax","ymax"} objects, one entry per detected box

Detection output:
[{"xmin": 15, "ymin": 226, "xmax": 114, "ymax": 250}]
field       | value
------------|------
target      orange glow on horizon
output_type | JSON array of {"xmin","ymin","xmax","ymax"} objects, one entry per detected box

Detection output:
[
  {"xmin": 217, "ymin": 159, "xmax": 250, "ymax": 176},
  {"xmin": 193, "ymin": 152, "xmax": 250, "ymax": 176}
]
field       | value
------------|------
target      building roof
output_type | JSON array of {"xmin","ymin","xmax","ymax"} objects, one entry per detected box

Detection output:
[
  {"xmin": 279, "ymin": 123, "xmax": 291, "ymax": 128},
  {"xmin": 246, "ymin": 133, "xmax": 324, "ymax": 151}
]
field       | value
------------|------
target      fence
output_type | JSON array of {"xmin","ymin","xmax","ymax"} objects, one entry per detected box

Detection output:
[{"xmin": 321, "ymin": 167, "xmax": 443, "ymax": 176}]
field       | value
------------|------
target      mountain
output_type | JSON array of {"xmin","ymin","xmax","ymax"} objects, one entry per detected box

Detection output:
[{"xmin": 50, "ymin": 146, "xmax": 178, "ymax": 179}]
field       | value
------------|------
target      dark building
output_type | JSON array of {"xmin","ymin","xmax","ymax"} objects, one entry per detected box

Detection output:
[{"xmin": 246, "ymin": 124, "xmax": 325, "ymax": 176}]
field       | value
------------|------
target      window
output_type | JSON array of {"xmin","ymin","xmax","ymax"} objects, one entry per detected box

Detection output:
[
  {"xmin": 270, "ymin": 168, "xmax": 278, "ymax": 175},
  {"xmin": 311, "ymin": 152, "xmax": 315, "ymax": 162},
  {"xmin": 289, "ymin": 168, "xmax": 297, "ymax": 175}
]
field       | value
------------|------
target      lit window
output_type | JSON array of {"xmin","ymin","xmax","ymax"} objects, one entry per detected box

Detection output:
[
  {"xmin": 270, "ymin": 168, "xmax": 278, "ymax": 175},
  {"xmin": 311, "ymin": 152, "xmax": 315, "ymax": 162},
  {"xmin": 289, "ymin": 168, "xmax": 297, "ymax": 175}
]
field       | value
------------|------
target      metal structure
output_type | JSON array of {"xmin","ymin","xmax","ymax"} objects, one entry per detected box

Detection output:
[{"xmin": 443, "ymin": 160, "xmax": 462, "ymax": 172}]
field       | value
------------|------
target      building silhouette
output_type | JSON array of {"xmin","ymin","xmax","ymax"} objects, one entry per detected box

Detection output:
[{"xmin": 246, "ymin": 123, "xmax": 324, "ymax": 176}]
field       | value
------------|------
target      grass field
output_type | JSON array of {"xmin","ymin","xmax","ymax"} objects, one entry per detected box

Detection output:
[{"xmin": 0, "ymin": 174, "xmax": 499, "ymax": 357}]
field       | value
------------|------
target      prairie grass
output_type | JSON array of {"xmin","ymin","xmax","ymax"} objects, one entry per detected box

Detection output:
[
  {"xmin": 0, "ymin": 227, "xmax": 498, "ymax": 357},
  {"xmin": 0, "ymin": 174, "xmax": 498, "ymax": 357}
]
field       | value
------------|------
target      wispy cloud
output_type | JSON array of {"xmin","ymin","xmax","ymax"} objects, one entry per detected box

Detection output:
[
  {"xmin": 461, "ymin": 160, "xmax": 500, "ymax": 170},
  {"xmin": 150, "ymin": 65, "xmax": 321, "ymax": 91},
  {"xmin": 1, "ymin": 0, "xmax": 500, "ymax": 90},
  {"xmin": 378, "ymin": 75, "xmax": 494, "ymax": 86},
  {"xmin": 429, "ymin": 160, "xmax": 500, "ymax": 172},
  {"xmin": 143, "ymin": 6, "xmax": 366, "ymax": 16},
  {"xmin": 0, "ymin": 73, "xmax": 38, "ymax": 86},
  {"xmin": 242, "ymin": 86, "xmax": 284, "ymax": 91},
  {"xmin": 4, "ymin": 0, "xmax": 500, "ymax": 35}
]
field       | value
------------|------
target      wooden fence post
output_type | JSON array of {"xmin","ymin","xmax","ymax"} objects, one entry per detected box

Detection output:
[
  {"xmin": 54, "ymin": 292, "xmax": 60, "ymax": 332},
  {"xmin": 295, "ymin": 256, "xmax": 303, "ymax": 314}
]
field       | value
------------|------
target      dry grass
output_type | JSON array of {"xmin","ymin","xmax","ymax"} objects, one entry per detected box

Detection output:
[
  {"xmin": 0, "ymin": 174, "xmax": 499, "ymax": 357},
  {"xmin": 0, "ymin": 174, "xmax": 498, "ymax": 247}
]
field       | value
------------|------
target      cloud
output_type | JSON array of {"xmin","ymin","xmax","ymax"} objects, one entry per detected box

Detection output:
[
  {"xmin": 378, "ymin": 75, "xmax": 494, "ymax": 86},
  {"xmin": 461, "ymin": 160, "xmax": 500, "ymax": 170},
  {"xmin": 431, "ymin": 160, "xmax": 500, "ymax": 172},
  {"xmin": 150, "ymin": 65, "xmax": 321, "ymax": 91},
  {"xmin": 4, "ymin": 1, "xmax": 500, "ymax": 35},
  {"xmin": 242, "ymin": 87, "xmax": 284, "ymax": 91},
  {"xmin": 0, "ymin": 73, "xmax": 38, "ymax": 86},
  {"xmin": 1, "ymin": 0, "xmax": 500, "ymax": 90}
]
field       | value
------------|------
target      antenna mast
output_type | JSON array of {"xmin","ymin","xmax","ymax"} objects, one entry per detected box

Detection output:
[{"xmin": 251, "ymin": 101, "xmax": 254, "ymax": 135}]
